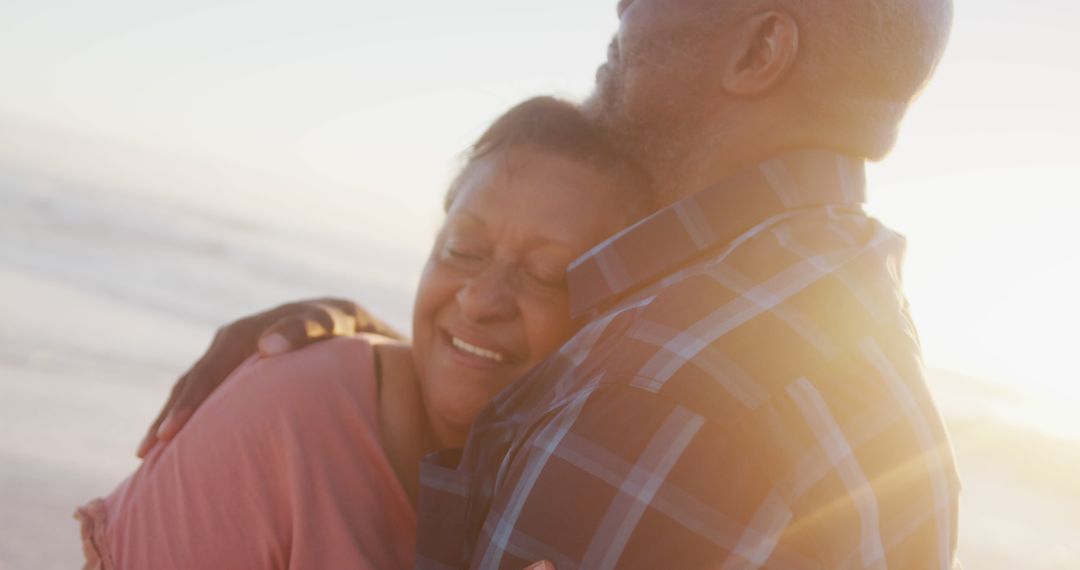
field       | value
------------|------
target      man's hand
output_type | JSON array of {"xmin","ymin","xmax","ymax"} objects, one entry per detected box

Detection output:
[{"xmin": 135, "ymin": 297, "xmax": 403, "ymax": 458}]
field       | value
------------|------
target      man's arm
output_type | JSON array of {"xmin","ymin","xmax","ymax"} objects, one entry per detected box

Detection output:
[{"xmin": 136, "ymin": 297, "xmax": 403, "ymax": 457}]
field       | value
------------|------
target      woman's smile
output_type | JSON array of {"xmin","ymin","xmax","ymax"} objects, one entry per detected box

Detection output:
[
  {"xmin": 444, "ymin": 329, "xmax": 510, "ymax": 367},
  {"xmin": 451, "ymin": 336, "xmax": 505, "ymax": 364}
]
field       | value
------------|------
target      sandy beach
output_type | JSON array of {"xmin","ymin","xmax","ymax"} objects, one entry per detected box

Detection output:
[{"xmin": 2, "ymin": 159, "xmax": 1077, "ymax": 569}]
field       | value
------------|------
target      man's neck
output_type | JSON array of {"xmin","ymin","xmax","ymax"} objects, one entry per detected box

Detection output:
[
  {"xmin": 642, "ymin": 103, "xmax": 859, "ymax": 205},
  {"xmin": 649, "ymin": 139, "xmax": 770, "ymax": 205}
]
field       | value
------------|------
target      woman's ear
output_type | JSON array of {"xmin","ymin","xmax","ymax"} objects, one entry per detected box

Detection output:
[{"xmin": 721, "ymin": 11, "xmax": 799, "ymax": 97}]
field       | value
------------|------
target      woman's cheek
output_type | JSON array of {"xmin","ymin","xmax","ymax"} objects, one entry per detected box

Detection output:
[{"xmin": 416, "ymin": 263, "xmax": 457, "ymax": 314}]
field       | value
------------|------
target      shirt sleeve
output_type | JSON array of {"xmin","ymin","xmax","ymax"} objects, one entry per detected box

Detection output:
[{"xmin": 466, "ymin": 384, "xmax": 814, "ymax": 570}]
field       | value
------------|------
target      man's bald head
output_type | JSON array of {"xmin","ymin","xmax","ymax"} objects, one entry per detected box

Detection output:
[
  {"xmin": 585, "ymin": 0, "xmax": 954, "ymax": 187},
  {"xmin": 762, "ymin": 0, "xmax": 954, "ymax": 158}
]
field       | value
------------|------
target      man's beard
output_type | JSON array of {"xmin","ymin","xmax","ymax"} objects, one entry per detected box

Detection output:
[
  {"xmin": 583, "ymin": 63, "xmax": 710, "ymax": 202},
  {"xmin": 582, "ymin": 30, "xmax": 718, "ymax": 200},
  {"xmin": 581, "ymin": 42, "xmax": 630, "ymax": 148},
  {"xmin": 581, "ymin": 61, "xmax": 659, "ymax": 172}
]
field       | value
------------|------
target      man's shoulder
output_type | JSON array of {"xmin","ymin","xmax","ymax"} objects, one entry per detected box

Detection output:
[
  {"xmin": 573, "ymin": 208, "xmax": 911, "ymax": 399},
  {"xmin": 630, "ymin": 204, "xmax": 906, "ymax": 317}
]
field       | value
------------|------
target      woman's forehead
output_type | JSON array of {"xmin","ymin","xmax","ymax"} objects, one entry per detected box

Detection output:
[
  {"xmin": 444, "ymin": 149, "xmax": 627, "ymax": 250},
  {"xmin": 454, "ymin": 148, "xmax": 618, "ymax": 205}
]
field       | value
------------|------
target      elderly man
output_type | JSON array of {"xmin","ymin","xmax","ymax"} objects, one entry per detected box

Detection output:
[{"xmin": 143, "ymin": 0, "xmax": 959, "ymax": 567}]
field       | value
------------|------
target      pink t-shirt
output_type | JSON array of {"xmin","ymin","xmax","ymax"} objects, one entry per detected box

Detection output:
[{"xmin": 76, "ymin": 336, "xmax": 416, "ymax": 569}]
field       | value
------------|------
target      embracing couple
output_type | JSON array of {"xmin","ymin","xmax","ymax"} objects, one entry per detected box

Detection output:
[{"xmin": 77, "ymin": 1, "xmax": 960, "ymax": 568}]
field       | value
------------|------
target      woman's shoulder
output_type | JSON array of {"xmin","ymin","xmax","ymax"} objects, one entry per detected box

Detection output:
[
  {"xmin": 362, "ymin": 332, "xmax": 412, "ymax": 365},
  {"xmin": 257, "ymin": 333, "xmax": 401, "ymax": 371},
  {"xmin": 356, "ymin": 331, "xmax": 410, "ymax": 348},
  {"xmin": 231, "ymin": 334, "xmax": 394, "ymax": 407},
  {"xmin": 284, "ymin": 334, "xmax": 419, "ymax": 407},
  {"xmin": 356, "ymin": 332, "xmax": 412, "ymax": 364},
  {"xmin": 366, "ymin": 336, "xmax": 418, "ymax": 399}
]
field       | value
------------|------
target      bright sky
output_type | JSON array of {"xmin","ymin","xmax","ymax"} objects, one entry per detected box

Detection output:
[{"xmin": 2, "ymin": 1, "xmax": 1078, "ymax": 435}]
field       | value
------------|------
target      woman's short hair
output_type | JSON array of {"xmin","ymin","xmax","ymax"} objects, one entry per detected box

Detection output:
[{"xmin": 444, "ymin": 96, "xmax": 655, "ymax": 220}]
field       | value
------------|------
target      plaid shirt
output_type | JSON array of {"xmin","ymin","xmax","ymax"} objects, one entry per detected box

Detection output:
[{"xmin": 416, "ymin": 149, "xmax": 961, "ymax": 570}]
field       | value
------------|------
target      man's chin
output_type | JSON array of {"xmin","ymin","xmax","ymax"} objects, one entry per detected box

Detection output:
[
  {"xmin": 580, "ymin": 90, "xmax": 604, "ymax": 121},
  {"xmin": 581, "ymin": 88, "xmax": 620, "ymax": 131}
]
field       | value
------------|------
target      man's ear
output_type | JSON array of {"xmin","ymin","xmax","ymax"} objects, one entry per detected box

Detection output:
[{"xmin": 721, "ymin": 11, "xmax": 799, "ymax": 97}]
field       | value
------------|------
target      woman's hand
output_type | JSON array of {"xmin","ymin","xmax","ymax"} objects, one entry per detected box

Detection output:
[{"xmin": 136, "ymin": 297, "xmax": 403, "ymax": 458}]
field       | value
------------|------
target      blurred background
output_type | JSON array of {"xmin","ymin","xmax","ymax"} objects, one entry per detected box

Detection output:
[{"xmin": 1, "ymin": 0, "xmax": 1077, "ymax": 567}]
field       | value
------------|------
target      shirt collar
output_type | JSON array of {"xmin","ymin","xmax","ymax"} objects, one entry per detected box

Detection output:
[{"xmin": 566, "ymin": 149, "xmax": 867, "ymax": 319}]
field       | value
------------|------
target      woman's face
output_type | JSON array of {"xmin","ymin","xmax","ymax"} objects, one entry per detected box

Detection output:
[{"xmin": 412, "ymin": 146, "xmax": 632, "ymax": 446}]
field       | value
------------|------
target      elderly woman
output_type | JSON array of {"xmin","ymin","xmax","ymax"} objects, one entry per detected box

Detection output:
[{"xmin": 76, "ymin": 97, "xmax": 653, "ymax": 569}]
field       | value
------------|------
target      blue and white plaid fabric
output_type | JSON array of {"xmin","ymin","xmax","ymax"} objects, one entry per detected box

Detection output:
[{"xmin": 416, "ymin": 149, "xmax": 960, "ymax": 569}]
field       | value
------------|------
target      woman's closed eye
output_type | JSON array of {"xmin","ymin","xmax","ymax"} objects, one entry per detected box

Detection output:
[
  {"xmin": 440, "ymin": 242, "xmax": 488, "ymax": 269},
  {"xmin": 520, "ymin": 264, "xmax": 567, "ymax": 296}
]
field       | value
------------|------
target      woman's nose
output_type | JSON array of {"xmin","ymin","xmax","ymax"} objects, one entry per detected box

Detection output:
[
  {"xmin": 616, "ymin": 0, "xmax": 634, "ymax": 19},
  {"xmin": 456, "ymin": 265, "xmax": 518, "ymax": 323}
]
